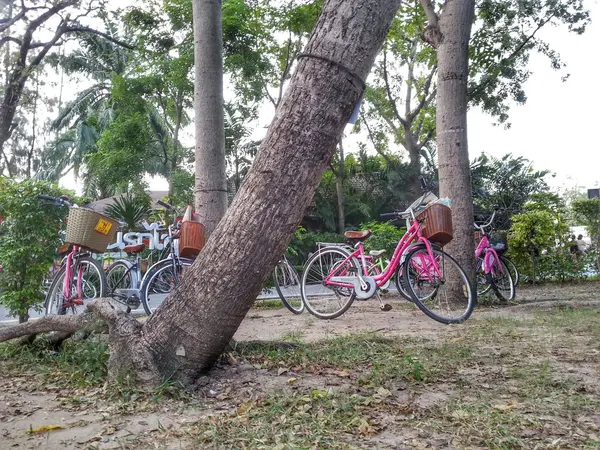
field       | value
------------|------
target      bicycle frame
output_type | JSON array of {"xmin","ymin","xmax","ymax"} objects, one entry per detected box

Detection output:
[
  {"xmin": 475, "ymin": 234, "xmax": 504, "ymax": 277},
  {"xmin": 324, "ymin": 218, "xmax": 440, "ymax": 290},
  {"xmin": 62, "ymin": 245, "xmax": 90, "ymax": 308}
]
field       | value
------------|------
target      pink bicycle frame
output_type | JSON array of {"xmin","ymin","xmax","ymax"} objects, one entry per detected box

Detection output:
[
  {"xmin": 324, "ymin": 218, "xmax": 441, "ymax": 290},
  {"xmin": 62, "ymin": 245, "xmax": 84, "ymax": 306},
  {"xmin": 475, "ymin": 235, "xmax": 504, "ymax": 277}
]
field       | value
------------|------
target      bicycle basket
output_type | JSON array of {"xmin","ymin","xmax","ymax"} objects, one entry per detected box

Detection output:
[
  {"xmin": 179, "ymin": 221, "xmax": 206, "ymax": 258},
  {"xmin": 416, "ymin": 203, "xmax": 453, "ymax": 246},
  {"xmin": 65, "ymin": 208, "xmax": 119, "ymax": 253},
  {"xmin": 489, "ymin": 232, "xmax": 508, "ymax": 253}
]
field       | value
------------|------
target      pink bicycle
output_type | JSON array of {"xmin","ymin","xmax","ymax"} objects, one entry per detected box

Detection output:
[
  {"xmin": 300, "ymin": 195, "xmax": 475, "ymax": 324},
  {"xmin": 474, "ymin": 210, "xmax": 515, "ymax": 301}
]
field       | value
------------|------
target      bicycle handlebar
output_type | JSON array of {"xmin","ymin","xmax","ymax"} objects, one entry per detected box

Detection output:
[
  {"xmin": 157, "ymin": 200, "xmax": 174, "ymax": 210},
  {"xmin": 474, "ymin": 209, "xmax": 497, "ymax": 233},
  {"xmin": 37, "ymin": 194, "xmax": 72, "ymax": 207}
]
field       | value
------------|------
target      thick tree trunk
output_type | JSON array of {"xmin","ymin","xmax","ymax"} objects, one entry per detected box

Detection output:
[
  {"xmin": 420, "ymin": 0, "xmax": 476, "ymax": 282},
  {"xmin": 192, "ymin": 0, "xmax": 228, "ymax": 233},
  {"xmin": 335, "ymin": 140, "xmax": 345, "ymax": 234},
  {"xmin": 435, "ymin": 0, "xmax": 476, "ymax": 281},
  {"xmin": 138, "ymin": 0, "xmax": 402, "ymax": 386}
]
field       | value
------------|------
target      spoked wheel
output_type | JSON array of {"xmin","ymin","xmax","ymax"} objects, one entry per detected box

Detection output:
[
  {"xmin": 501, "ymin": 255, "xmax": 519, "ymax": 287},
  {"xmin": 105, "ymin": 260, "xmax": 138, "ymax": 312},
  {"xmin": 301, "ymin": 247, "xmax": 357, "ymax": 320},
  {"xmin": 45, "ymin": 256, "xmax": 107, "ymax": 315},
  {"xmin": 139, "ymin": 258, "xmax": 194, "ymax": 315},
  {"xmin": 476, "ymin": 257, "xmax": 492, "ymax": 297},
  {"xmin": 274, "ymin": 259, "xmax": 304, "ymax": 314},
  {"xmin": 403, "ymin": 247, "xmax": 475, "ymax": 324},
  {"xmin": 488, "ymin": 257, "xmax": 515, "ymax": 302}
]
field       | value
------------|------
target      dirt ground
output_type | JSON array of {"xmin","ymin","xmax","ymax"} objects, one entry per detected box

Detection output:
[{"xmin": 1, "ymin": 281, "xmax": 599, "ymax": 449}]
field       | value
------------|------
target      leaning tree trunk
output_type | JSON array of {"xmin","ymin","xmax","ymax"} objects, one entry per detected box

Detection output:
[
  {"xmin": 192, "ymin": 0, "xmax": 228, "ymax": 233},
  {"xmin": 0, "ymin": 0, "xmax": 403, "ymax": 387},
  {"xmin": 137, "ymin": 0, "xmax": 403, "ymax": 385},
  {"xmin": 420, "ymin": 0, "xmax": 476, "ymax": 282}
]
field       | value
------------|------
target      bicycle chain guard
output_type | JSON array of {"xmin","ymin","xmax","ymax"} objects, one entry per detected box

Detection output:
[{"xmin": 330, "ymin": 275, "xmax": 377, "ymax": 300}]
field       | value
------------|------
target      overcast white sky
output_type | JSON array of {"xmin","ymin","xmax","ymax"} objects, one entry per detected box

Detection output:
[{"xmin": 60, "ymin": 1, "xmax": 600, "ymax": 195}]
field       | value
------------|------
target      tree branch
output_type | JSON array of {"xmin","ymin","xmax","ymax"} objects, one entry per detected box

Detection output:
[
  {"xmin": 63, "ymin": 26, "xmax": 136, "ymax": 50},
  {"xmin": 407, "ymin": 64, "xmax": 437, "ymax": 121},
  {"xmin": 468, "ymin": 12, "xmax": 556, "ymax": 100},
  {"xmin": 404, "ymin": 39, "xmax": 418, "ymax": 118},
  {"xmin": 382, "ymin": 47, "xmax": 408, "ymax": 127},
  {"xmin": 419, "ymin": 0, "xmax": 443, "ymax": 47},
  {"xmin": 0, "ymin": 36, "xmax": 23, "ymax": 47}
]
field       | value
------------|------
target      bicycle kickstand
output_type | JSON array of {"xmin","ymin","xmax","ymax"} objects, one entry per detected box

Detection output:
[{"xmin": 375, "ymin": 290, "xmax": 392, "ymax": 312}]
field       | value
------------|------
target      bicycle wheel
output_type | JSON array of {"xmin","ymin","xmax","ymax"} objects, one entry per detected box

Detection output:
[
  {"xmin": 476, "ymin": 257, "xmax": 492, "ymax": 296},
  {"xmin": 45, "ymin": 256, "xmax": 107, "ymax": 315},
  {"xmin": 106, "ymin": 260, "xmax": 138, "ymax": 312},
  {"xmin": 140, "ymin": 258, "xmax": 194, "ymax": 315},
  {"xmin": 488, "ymin": 257, "xmax": 515, "ymax": 302},
  {"xmin": 274, "ymin": 259, "xmax": 304, "ymax": 314},
  {"xmin": 403, "ymin": 247, "xmax": 475, "ymax": 324},
  {"xmin": 301, "ymin": 247, "xmax": 357, "ymax": 320},
  {"xmin": 500, "ymin": 255, "xmax": 519, "ymax": 287}
]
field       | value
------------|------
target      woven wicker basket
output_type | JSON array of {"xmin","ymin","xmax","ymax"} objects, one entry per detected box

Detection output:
[
  {"xmin": 416, "ymin": 203, "xmax": 453, "ymax": 246},
  {"xmin": 179, "ymin": 221, "xmax": 206, "ymax": 258},
  {"xmin": 65, "ymin": 208, "xmax": 119, "ymax": 253}
]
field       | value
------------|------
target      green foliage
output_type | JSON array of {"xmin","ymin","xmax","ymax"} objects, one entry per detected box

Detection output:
[
  {"xmin": 288, "ymin": 230, "xmax": 345, "ymax": 267},
  {"xmin": 507, "ymin": 195, "xmax": 590, "ymax": 283},
  {"xmin": 469, "ymin": 0, "xmax": 590, "ymax": 125},
  {"xmin": 472, "ymin": 153, "xmax": 550, "ymax": 229},
  {"xmin": 360, "ymin": 221, "xmax": 405, "ymax": 256},
  {"xmin": 104, "ymin": 193, "xmax": 152, "ymax": 231},
  {"xmin": 311, "ymin": 151, "xmax": 413, "ymax": 232},
  {"xmin": 0, "ymin": 178, "xmax": 70, "ymax": 321},
  {"xmin": 572, "ymin": 198, "xmax": 600, "ymax": 271}
]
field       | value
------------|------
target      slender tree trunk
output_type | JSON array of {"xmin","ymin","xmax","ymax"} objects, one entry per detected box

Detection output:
[
  {"xmin": 420, "ymin": 0, "xmax": 476, "ymax": 282},
  {"xmin": 137, "ymin": 0, "xmax": 402, "ymax": 385},
  {"xmin": 192, "ymin": 0, "xmax": 227, "ymax": 233},
  {"xmin": 335, "ymin": 140, "xmax": 345, "ymax": 234},
  {"xmin": 168, "ymin": 101, "xmax": 183, "ymax": 200},
  {"xmin": 404, "ymin": 125, "xmax": 422, "ymax": 196}
]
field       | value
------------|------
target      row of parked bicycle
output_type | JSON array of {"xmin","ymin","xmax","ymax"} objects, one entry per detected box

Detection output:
[{"xmin": 38, "ymin": 192, "xmax": 519, "ymax": 325}]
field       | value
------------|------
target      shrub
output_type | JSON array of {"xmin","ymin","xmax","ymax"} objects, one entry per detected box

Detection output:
[
  {"xmin": 360, "ymin": 221, "xmax": 406, "ymax": 256},
  {"xmin": 0, "ymin": 178, "xmax": 72, "ymax": 322}
]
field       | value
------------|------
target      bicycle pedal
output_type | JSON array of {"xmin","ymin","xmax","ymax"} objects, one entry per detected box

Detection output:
[{"xmin": 380, "ymin": 303, "xmax": 392, "ymax": 312}]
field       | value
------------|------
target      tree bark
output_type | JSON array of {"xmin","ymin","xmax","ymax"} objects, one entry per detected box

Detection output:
[
  {"xmin": 421, "ymin": 0, "xmax": 476, "ymax": 282},
  {"xmin": 335, "ymin": 140, "xmax": 345, "ymax": 234},
  {"xmin": 139, "ymin": 0, "xmax": 402, "ymax": 386},
  {"xmin": 192, "ymin": 0, "xmax": 228, "ymax": 233},
  {"xmin": 0, "ymin": 0, "xmax": 402, "ymax": 388}
]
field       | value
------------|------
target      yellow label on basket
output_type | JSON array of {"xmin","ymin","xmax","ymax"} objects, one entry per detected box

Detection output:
[{"xmin": 95, "ymin": 219, "xmax": 112, "ymax": 235}]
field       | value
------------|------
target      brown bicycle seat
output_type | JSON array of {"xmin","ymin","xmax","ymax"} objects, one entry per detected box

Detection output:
[
  {"xmin": 123, "ymin": 243, "xmax": 146, "ymax": 254},
  {"xmin": 344, "ymin": 230, "xmax": 372, "ymax": 241}
]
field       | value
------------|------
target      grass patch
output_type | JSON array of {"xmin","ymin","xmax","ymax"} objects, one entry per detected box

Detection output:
[
  {"xmin": 0, "ymin": 335, "xmax": 108, "ymax": 387},
  {"xmin": 193, "ymin": 390, "xmax": 376, "ymax": 449}
]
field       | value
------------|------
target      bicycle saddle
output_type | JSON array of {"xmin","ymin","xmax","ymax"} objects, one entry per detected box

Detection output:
[{"xmin": 344, "ymin": 230, "xmax": 372, "ymax": 241}]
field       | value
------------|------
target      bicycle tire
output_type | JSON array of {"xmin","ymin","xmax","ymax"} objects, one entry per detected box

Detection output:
[
  {"xmin": 301, "ymin": 247, "xmax": 357, "ymax": 320},
  {"xmin": 274, "ymin": 259, "xmax": 304, "ymax": 314},
  {"xmin": 105, "ymin": 260, "xmax": 138, "ymax": 313},
  {"xmin": 476, "ymin": 257, "xmax": 492, "ymax": 296},
  {"xmin": 44, "ymin": 256, "xmax": 107, "ymax": 315},
  {"xmin": 403, "ymin": 247, "xmax": 475, "ymax": 324},
  {"xmin": 139, "ymin": 258, "xmax": 194, "ymax": 315},
  {"xmin": 500, "ymin": 255, "xmax": 519, "ymax": 287},
  {"xmin": 488, "ymin": 257, "xmax": 515, "ymax": 302}
]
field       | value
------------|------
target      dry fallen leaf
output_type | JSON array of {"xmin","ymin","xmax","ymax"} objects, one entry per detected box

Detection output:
[{"xmin": 28, "ymin": 425, "xmax": 63, "ymax": 434}]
